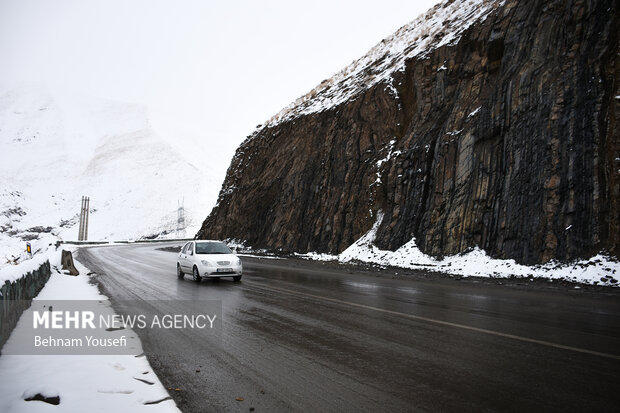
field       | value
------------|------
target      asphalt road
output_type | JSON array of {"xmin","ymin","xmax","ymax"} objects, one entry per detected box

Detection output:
[{"xmin": 77, "ymin": 243, "xmax": 620, "ymax": 412}]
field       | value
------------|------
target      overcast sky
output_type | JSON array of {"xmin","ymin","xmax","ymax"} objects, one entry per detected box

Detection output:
[{"xmin": 0, "ymin": 0, "xmax": 439, "ymax": 148}]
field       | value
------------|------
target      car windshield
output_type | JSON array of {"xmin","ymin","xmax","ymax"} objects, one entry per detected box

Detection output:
[{"xmin": 195, "ymin": 242, "xmax": 232, "ymax": 255}]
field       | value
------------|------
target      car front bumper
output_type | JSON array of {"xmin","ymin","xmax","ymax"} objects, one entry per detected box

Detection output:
[{"xmin": 200, "ymin": 264, "xmax": 243, "ymax": 277}]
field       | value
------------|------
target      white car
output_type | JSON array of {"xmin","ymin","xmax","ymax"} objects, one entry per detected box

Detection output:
[{"xmin": 177, "ymin": 241, "xmax": 243, "ymax": 283}]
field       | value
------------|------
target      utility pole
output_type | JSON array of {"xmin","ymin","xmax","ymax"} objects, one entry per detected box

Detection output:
[
  {"xmin": 78, "ymin": 196, "xmax": 90, "ymax": 241},
  {"xmin": 177, "ymin": 198, "xmax": 185, "ymax": 237},
  {"xmin": 84, "ymin": 196, "xmax": 89, "ymax": 241},
  {"xmin": 78, "ymin": 196, "xmax": 84, "ymax": 241}
]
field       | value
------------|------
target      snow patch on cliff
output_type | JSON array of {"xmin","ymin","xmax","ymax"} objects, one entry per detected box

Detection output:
[{"xmin": 372, "ymin": 140, "xmax": 401, "ymax": 185}]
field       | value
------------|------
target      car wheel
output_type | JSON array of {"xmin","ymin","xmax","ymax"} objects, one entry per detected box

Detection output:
[
  {"xmin": 177, "ymin": 263, "xmax": 184, "ymax": 279},
  {"xmin": 233, "ymin": 276, "xmax": 242, "ymax": 282},
  {"xmin": 192, "ymin": 266, "xmax": 202, "ymax": 283}
]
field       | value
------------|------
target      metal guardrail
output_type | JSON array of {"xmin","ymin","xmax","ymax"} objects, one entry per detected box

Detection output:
[
  {"xmin": 0, "ymin": 261, "xmax": 51, "ymax": 353},
  {"xmin": 62, "ymin": 238, "xmax": 194, "ymax": 245}
]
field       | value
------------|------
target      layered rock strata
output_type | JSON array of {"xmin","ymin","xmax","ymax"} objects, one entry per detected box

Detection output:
[{"xmin": 198, "ymin": 0, "xmax": 619, "ymax": 264}]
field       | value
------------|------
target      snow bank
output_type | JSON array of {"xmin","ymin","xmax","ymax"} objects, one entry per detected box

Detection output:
[
  {"xmin": 0, "ymin": 249, "xmax": 180, "ymax": 412},
  {"xmin": 0, "ymin": 245, "xmax": 59, "ymax": 286},
  {"xmin": 296, "ymin": 213, "xmax": 620, "ymax": 287}
]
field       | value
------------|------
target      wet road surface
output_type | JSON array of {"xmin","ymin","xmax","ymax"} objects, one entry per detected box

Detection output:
[{"xmin": 77, "ymin": 243, "xmax": 620, "ymax": 412}]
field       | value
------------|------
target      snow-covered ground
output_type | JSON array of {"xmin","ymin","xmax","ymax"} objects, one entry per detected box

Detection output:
[
  {"xmin": 0, "ymin": 247, "xmax": 180, "ymax": 412},
  {"xmin": 0, "ymin": 85, "xmax": 231, "ymax": 270},
  {"xmin": 294, "ymin": 213, "xmax": 620, "ymax": 287}
]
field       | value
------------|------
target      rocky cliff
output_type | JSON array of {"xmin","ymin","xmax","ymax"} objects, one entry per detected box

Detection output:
[{"xmin": 197, "ymin": 0, "xmax": 619, "ymax": 265}]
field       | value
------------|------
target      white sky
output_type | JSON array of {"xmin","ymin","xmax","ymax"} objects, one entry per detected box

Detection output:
[{"xmin": 0, "ymin": 0, "xmax": 440, "ymax": 149}]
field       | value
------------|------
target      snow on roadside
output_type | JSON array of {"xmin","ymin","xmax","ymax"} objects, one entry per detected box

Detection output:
[
  {"xmin": 238, "ymin": 254, "xmax": 283, "ymax": 260},
  {"xmin": 293, "ymin": 252, "xmax": 338, "ymax": 262},
  {"xmin": 0, "ymin": 247, "xmax": 56, "ymax": 286},
  {"xmin": 296, "ymin": 213, "xmax": 620, "ymax": 287},
  {"xmin": 0, "ymin": 247, "xmax": 180, "ymax": 412}
]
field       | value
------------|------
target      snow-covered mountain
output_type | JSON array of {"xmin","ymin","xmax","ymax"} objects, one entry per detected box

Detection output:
[{"xmin": 0, "ymin": 86, "xmax": 227, "ymax": 266}]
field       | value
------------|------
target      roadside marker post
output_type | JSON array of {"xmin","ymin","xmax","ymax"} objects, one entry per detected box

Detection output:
[{"xmin": 26, "ymin": 242, "xmax": 32, "ymax": 256}]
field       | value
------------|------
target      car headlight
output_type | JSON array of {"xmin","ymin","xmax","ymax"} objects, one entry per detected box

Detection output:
[
  {"xmin": 236, "ymin": 257, "xmax": 242, "ymax": 265},
  {"xmin": 201, "ymin": 260, "xmax": 213, "ymax": 266}
]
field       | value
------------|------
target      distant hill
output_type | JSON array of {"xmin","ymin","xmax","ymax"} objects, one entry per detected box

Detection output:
[{"xmin": 0, "ymin": 86, "xmax": 225, "ymax": 265}]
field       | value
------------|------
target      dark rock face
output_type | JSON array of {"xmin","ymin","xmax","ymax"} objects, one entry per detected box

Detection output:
[{"xmin": 198, "ymin": 0, "xmax": 619, "ymax": 265}]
